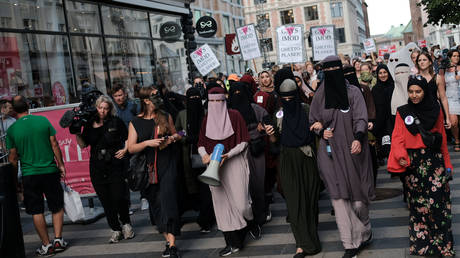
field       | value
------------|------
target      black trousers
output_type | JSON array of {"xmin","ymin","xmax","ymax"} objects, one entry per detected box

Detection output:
[
  {"xmin": 94, "ymin": 181, "xmax": 131, "ymax": 231},
  {"xmin": 222, "ymin": 228, "xmax": 248, "ymax": 249},
  {"xmin": 196, "ymin": 181, "xmax": 215, "ymax": 230}
]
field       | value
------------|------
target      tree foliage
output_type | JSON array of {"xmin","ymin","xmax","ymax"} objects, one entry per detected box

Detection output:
[{"xmin": 418, "ymin": 0, "xmax": 460, "ymax": 26}]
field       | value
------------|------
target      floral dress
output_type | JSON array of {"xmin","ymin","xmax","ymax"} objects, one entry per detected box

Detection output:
[{"xmin": 405, "ymin": 148, "xmax": 455, "ymax": 256}]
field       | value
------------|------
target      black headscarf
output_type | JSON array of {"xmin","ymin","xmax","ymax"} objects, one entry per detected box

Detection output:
[
  {"xmin": 398, "ymin": 76, "xmax": 440, "ymax": 135},
  {"xmin": 228, "ymin": 82, "xmax": 257, "ymax": 125},
  {"xmin": 162, "ymin": 91, "xmax": 180, "ymax": 121},
  {"xmin": 372, "ymin": 64, "xmax": 395, "ymax": 112},
  {"xmin": 279, "ymin": 79, "xmax": 311, "ymax": 147},
  {"xmin": 186, "ymin": 87, "xmax": 204, "ymax": 144},
  {"xmin": 274, "ymin": 67, "xmax": 295, "ymax": 94},
  {"xmin": 323, "ymin": 56, "xmax": 349, "ymax": 110},
  {"xmin": 343, "ymin": 65, "xmax": 360, "ymax": 88}
]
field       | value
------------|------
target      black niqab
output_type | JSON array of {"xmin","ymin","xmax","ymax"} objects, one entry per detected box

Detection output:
[
  {"xmin": 279, "ymin": 79, "xmax": 311, "ymax": 147},
  {"xmin": 323, "ymin": 56, "xmax": 349, "ymax": 110},
  {"xmin": 186, "ymin": 87, "xmax": 204, "ymax": 144},
  {"xmin": 229, "ymin": 82, "xmax": 258, "ymax": 125},
  {"xmin": 398, "ymin": 76, "xmax": 440, "ymax": 135},
  {"xmin": 372, "ymin": 64, "xmax": 395, "ymax": 113},
  {"xmin": 343, "ymin": 66, "xmax": 360, "ymax": 88}
]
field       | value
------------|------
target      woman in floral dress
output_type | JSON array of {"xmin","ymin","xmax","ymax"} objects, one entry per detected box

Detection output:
[{"xmin": 388, "ymin": 75, "xmax": 455, "ymax": 256}]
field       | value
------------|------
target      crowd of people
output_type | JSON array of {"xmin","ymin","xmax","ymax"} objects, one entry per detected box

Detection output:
[{"xmin": 4, "ymin": 43, "xmax": 460, "ymax": 258}]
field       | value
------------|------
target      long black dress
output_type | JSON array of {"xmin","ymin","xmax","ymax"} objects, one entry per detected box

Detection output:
[{"xmin": 131, "ymin": 116, "xmax": 181, "ymax": 236}]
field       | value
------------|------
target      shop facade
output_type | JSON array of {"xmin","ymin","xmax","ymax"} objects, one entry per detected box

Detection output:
[{"xmin": 0, "ymin": 0, "xmax": 191, "ymax": 108}]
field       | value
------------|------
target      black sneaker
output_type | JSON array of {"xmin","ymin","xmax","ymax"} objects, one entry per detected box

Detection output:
[
  {"xmin": 36, "ymin": 243, "xmax": 55, "ymax": 257},
  {"xmin": 162, "ymin": 242, "xmax": 170, "ymax": 257},
  {"xmin": 169, "ymin": 246, "xmax": 180, "ymax": 258},
  {"xmin": 359, "ymin": 232, "xmax": 373, "ymax": 250},
  {"xmin": 342, "ymin": 248, "xmax": 359, "ymax": 258},
  {"xmin": 219, "ymin": 246, "xmax": 240, "ymax": 257},
  {"xmin": 53, "ymin": 238, "xmax": 68, "ymax": 253},
  {"xmin": 249, "ymin": 225, "xmax": 261, "ymax": 240}
]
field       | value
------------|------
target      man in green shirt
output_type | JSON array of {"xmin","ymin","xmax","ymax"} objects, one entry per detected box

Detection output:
[{"xmin": 7, "ymin": 96, "xmax": 68, "ymax": 256}]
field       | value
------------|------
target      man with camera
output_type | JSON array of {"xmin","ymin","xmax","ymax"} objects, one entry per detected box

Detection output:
[{"xmin": 7, "ymin": 96, "xmax": 68, "ymax": 256}]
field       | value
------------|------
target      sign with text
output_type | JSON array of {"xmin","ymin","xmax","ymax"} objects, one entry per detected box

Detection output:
[
  {"xmin": 31, "ymin": 106, "xmax": 95, "ymax": 195},
  {"xmin": 190, "ymin": 44, "xmax": 220, "ymax": 76},
  {"xmin": 363, "ymin": 38, "xmax": 376, "ymax": 53},
  {"xmin": 378, "ymin": 47, "xmax": 389, "ymax": 57},
  {"xmin": 418, "ymin": 39, "xmax": 427, "ymax": 48},
  {"xmin": 225, "ymin": 34, "xmax": 240, "ymax": 55},
  {"xmin": 196, "ymin": 16, "xmax": 217, "ymax": 38},
  {"xmin": 236, "ymin": 24, "xmax": 262, "ymax": 61},
  {"xmin": 276, "ymin": 25, "xmax": 305, "ymax": 64},
  {"xmin": 311, "ymin": 25, "xmax": 337, "ymax": 61},
  {"xmin": 159, "ymin": 21, "xmax": 182, "ymax": 43}
]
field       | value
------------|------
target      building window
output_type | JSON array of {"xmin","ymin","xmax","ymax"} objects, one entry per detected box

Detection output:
[
  {"xmin": 254, "ymin": 0, "xmax": 267, "ymax": 4},
  {"xmin": 304, "ymin": 6, "xmax": 319, "ymax": 21},
  {"xmin": 280, "ymin": 9, "xmax": 294, "ymax": 25},
  {"xmin": 256, "ymin": 13, "xmax": 270, "ymax": 28},
  {"xmin": 239, "ymin": 19, "xmax": 244, "ymax": 27},
  {"xmin": 337, "ymin": 27, "xmax": 346, "ymax": 43},
  {"xmin": 223, "ymin": 15, "xmax": 230, "ymax": 34},
  {"xmin": 0, "ymin": 0, "xmax": 66, "ymax": 31},
  {"xmin": 66, "ymin": 1, "xmax": 101, "ymax": 34},
  {"xmin": 331, "ymin": 2, "xmax": 343, "ymax": 18},
  {"xmin": 101, "ymin": 6, "xmax": 150, "ymax": 37},
  {"xmin": 193, "ymin": 10, "xmax": 201, "ymax": 23},
  {"xmin": 0, "ymin": 32, "xmax": 75, "ymax": 104},
  {"xmin": 261, "ymin": 38, "xmax": 273, "ymax": 52}
]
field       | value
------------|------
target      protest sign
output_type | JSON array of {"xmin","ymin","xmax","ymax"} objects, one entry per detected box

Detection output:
[
  {"xmin": 236, "ymin": 24, "xmax": 261, "ymax": 61},
  {"xmin": 363, "ymin": 38, "xmax": 376, "ymax": 53},
  {"xmin": 311, "ymin": 25, "xmax": 337, "ymax": 61},
  {"xmin": 190, "ymin": 44, "xmax": 220, "ymax": 76},
  {"xmin": 276, "ymin": 24, "xmax": 305, "ymax": 64}
]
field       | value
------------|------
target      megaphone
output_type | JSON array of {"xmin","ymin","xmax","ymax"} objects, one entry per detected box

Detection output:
[{"xmin": 198, "ymin": 144, "xmax": 225, "ymax": 186}]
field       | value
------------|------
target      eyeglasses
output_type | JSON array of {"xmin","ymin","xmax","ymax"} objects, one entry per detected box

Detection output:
[{"xmin": 409, "ymin": 74, "xmax": 423, "ymax": 80}]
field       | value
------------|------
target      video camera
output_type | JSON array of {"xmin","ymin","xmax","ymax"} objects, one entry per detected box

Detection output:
[{"xmin": 59, "ymin": 90, "xmax": 103, "ymax": 134}]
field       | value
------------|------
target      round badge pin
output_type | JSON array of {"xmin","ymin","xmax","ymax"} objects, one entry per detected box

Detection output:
[
  {"xmin": 276, "ymin": 110, "xmax": 284, "ymax": 118},
  {"xmin": 405, "ymin": 115, "xmax": 414, "ymax": 125},
  {"xmin": 340, "ymin": 108, "xmax": 350, "ymax": 113}
]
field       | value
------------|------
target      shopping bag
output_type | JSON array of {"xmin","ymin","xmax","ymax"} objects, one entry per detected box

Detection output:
[{"xmin": 62, "ymin": 183, "xmax": 85, "ymax": 222}]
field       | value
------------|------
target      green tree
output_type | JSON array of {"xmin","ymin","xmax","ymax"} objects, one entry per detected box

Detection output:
[{"xmin": 418, "ymin": 0, "xmax": 460, "ymax": 26}]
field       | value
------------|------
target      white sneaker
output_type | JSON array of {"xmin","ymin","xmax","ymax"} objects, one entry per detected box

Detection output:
[
  {"xmin": 122, "ymin": 224, "xmax": 135, "ymax": 239},
  {"xmin": 266, "ymin": 209, "xmax": 272, "ymax": 222},
  {"xmin": 109, "ymin": 230, "xmax": 123, "ymax": 243},
  {"xmin": 141, "ymin": 198, "xmax": 149, "ymax": 211}
]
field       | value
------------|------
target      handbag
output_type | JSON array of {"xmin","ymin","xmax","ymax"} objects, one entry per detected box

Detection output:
[
  {"xmin": 249, "ymin": 137, "xmax": 266, "ymax": 157},
  {"xmin": 127, "ymin": 129, "xmax": 154, "ymax": 191},
  {"xmin": 62, "ymin": 182, "xmax": 85, "ymax": 222},
  {"xmin": 414, "ymin": 116, "xmax": 442, "ymax": 150}
]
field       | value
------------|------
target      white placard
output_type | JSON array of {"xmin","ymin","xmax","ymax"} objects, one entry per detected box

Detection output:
[
  {"xmin": 363, "ymin": 38, "xmax": 376, "ymax": 53},
  {"xmin": 311, "ymin": 25, "xmax": 337, "ymax": 61},
  {"xmin": 190, "ymin": 44, "xmax": 221, "ymax": 76},
  {"xmin": 276, "ymin": 25, "xmax": 305, "ymax": 64},
  {"xmin": 236, "ymin": 24, "xmax": 262, "ymax": 61}
]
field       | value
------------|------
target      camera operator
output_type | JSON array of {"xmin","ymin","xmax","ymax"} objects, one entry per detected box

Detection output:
[{"xmin": 76, "ymin": 95, "xmax": 135, "ymax": 243}]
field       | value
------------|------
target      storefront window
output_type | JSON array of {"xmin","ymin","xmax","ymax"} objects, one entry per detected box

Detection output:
[
  {"xmin": 101, "ymin": 6, "xmax": 149, "ymax": 37},
  {"xmin": 70, "ymin": 36, "xmax": 107, "ymax": 96},
  {"xmin": 66, "ymin": 1, "xmax": 100, "ymax": 34},
  {"xmin": 105, "ymin": 38, "xmax": 154, "ymax": 97},
  {"xmin": 152, "ymin": 41, "xmax": 188, "ymax": 95},
  {"xmin": 0, "ymin": 32, "xmax": 74, "ymax": 106},
  {"xmin": 0, "ymin": 0, "xmax": 66, "ymax": 32}
]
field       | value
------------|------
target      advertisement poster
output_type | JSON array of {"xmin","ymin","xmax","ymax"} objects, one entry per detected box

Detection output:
[
  {"xmin": 311, "ymin": 25, "xmax": 337, "ymax": 61},
  {"xmin": 276, "ymin": 25, "xmax": 305, "ymax": 64},
  {"xmin": 363, "ymin": 38, "xmax": 376, "ymax": 53},
  {"xmin": 31, "ymin": 106, "xmax": 95, "ymax": 195},
  {"xmin": 0, "ymin": 37, "xmax": 22, "ymax": 98},
  {"xmin": 236, "ymin": 24, "xmax": 262, "ymax": 61},
  {"xmin": 190, "ymin": 44, "xmax": 220, "ymax": 76}
]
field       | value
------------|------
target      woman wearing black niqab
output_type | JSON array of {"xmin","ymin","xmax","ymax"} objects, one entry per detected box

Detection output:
[
  {"xmin": 268, "ymin": 78, "xmax": 321, "ymax": 257},
  {"xmin": 174, "ymin": 87, "xmax": 215, "ymax": 232},
  {"xmin": 228, "ymin": 82, "xmax": 269, "ymax": 237}
]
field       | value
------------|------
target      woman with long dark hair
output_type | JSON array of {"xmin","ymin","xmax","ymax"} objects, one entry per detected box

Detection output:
[
  {"xmin": 76, "ymin": 95, "xmax": 134, "ymax": 243},
  {"xmin": 127, "ymin": 87, "xmax": 182, "ymax": 258},
  {"xmin": 388, "ymin": 76, "xmax": 454, "ymax": 256}
]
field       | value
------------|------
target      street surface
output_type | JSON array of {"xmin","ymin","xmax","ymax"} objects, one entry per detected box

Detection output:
[{"xmin": 20, "ymin": 149, "xmax": 460, "ymax": 258}]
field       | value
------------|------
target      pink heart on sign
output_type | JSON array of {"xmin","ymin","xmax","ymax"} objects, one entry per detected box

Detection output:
[
  {"xmin": 318, "ymin": 28, "xmax": 327, "ymax": 36},
  {"xmin": 195, "ymin": 48, "xmax": 203, "ymax": 57},
  {"xmin": 286, "ymin": 27, "xmax": 294, "ymax": 36},
  {"xmin": 242, "ymin": 26, "xmax": 248, "ymax": 35}
]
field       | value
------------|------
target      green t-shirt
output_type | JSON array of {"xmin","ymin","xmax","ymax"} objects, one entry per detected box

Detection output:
[{"xmin": 6, "ymin": 115, "xmax": 58, "ymax": 176}]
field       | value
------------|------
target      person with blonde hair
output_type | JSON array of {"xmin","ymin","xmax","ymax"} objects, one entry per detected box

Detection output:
[{"xmin": 76, "ymin": 95, "xmax": 135, "ymax": 244}]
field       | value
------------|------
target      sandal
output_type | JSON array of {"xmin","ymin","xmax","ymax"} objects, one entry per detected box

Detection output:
[{"xmin": 454, "ymin": 142, "xmax": 460, "ymax": 152}]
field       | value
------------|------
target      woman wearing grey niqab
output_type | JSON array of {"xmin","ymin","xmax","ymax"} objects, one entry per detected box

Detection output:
[{"xmin": 309, "ymin": 55, "xmax": 375, "ymax": 258}]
